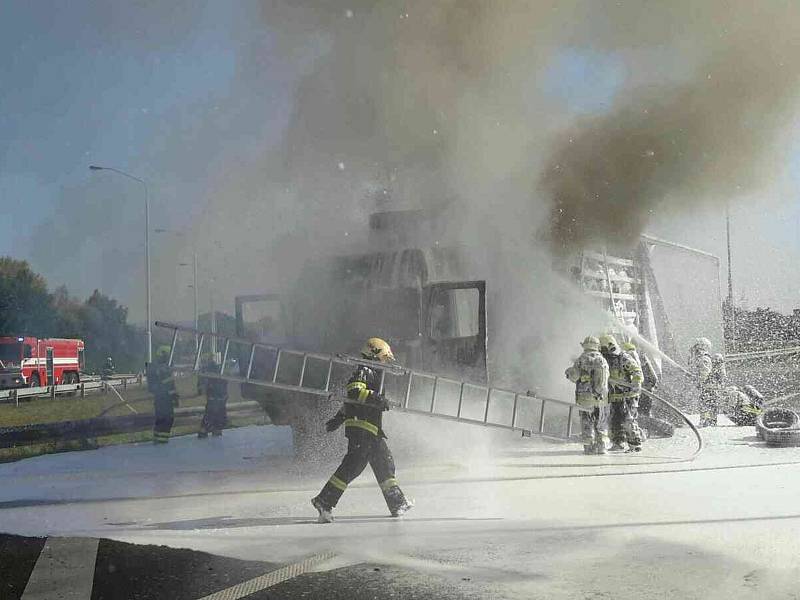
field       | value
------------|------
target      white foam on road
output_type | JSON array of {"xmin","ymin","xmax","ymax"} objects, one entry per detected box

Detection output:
[{"xmin": 0, "ymin": 425, "xmax": 294, "ymax": 504}]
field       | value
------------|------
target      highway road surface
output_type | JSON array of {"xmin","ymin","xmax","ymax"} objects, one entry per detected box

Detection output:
[{"xmin": 2, "ymin": 416, "xmax": 799, "ymax": 599}]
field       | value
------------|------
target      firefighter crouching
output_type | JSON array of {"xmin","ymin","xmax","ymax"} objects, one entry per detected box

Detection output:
[
  {"xmin": 312, "ymin": 338, "xmax": 413, "ymax": 523},
  {"xmin": 565, "ymin": 336, "xmax": 610, "ymax": 455},
  {"xmin": 600, "ymin": 334, "xmax": 644, "ymax": 452},
  {"xmin": 198, "ymin": 357, "xmax": 228, "ymax": 438},
  {"xmin": 727, "ymin": 384, "xmax": 765, "ymax": 426},
  {"xmin": 147, "ymin": 346, "xmax": 179, "ymax": 444}
]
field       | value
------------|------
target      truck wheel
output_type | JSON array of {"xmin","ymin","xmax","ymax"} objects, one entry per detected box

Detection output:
[{"xmin": 29, "ymin": 373, "xmax": 40, "ymax": 388}]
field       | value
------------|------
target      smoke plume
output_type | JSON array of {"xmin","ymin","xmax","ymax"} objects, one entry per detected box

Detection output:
[
  {"xmin": 543, "ymin": 3, "xmax": 800, "ymax": 255},
  {"xmin": 257, "ymin": 0, "xmax": 800, "ymax": 394}
]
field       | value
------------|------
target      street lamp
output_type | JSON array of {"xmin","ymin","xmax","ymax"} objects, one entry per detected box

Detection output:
[
  {"xmin": 89, "ymin": 165, "xmax": 152, "ymax": 363},
  {"xmin": 179, "ymin": 253, "xmax": 199, "ymax": 348}
]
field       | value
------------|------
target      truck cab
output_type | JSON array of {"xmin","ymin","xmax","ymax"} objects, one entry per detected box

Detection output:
[{"xmin": 234, "ymin": 210, "xmax": 487, "ymax": 451}]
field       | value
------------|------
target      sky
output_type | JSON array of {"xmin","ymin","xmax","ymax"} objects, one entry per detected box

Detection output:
[{"xmin": 1, "ymin": 1, "xmax": 798, "ymax": 326}]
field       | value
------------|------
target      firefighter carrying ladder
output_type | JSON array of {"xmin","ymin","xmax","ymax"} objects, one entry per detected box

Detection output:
[{"xmin": 155, "ymin": 321, "xmax": 586, "ymax": 441}]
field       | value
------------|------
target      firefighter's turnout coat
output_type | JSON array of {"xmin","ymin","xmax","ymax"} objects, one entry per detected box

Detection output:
[
  {"xmin": 147, "ymin": 361, "xmax": 178, "ymax": 442},
  {"xmin": 565, "ymin": 349, "xmax": 609, "ymax": 408},
  {"xmin": 314, "ymin": 364, "xmax": 409, "ymax": 513}
]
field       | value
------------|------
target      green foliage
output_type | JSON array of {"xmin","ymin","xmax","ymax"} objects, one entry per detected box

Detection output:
[
  {"xmin": 0, "ymin": 257, "xmax": 147, "ymax": 373},
  {"xmin": 0, "ymin": 258, "xmax": 56, "ymax": 336}
]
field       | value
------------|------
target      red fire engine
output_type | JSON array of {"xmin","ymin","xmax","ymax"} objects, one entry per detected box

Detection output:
[{"xmin": 0, "ymin": 336, "xmax": 85, "ymax": 389}]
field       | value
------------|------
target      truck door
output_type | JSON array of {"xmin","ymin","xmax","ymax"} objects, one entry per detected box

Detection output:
[
  {"xmin": 422, "ymin": 280, "xmax": 487, "ymax": 383},
  {"xmin": 46, "ymin": 347, "xmax": 54, "ymax": 385}
]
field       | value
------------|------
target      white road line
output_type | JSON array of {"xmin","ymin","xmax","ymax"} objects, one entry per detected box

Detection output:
[
  {"xmin": 197, "ymin": 552, "xmax": 336, "ymax": 600},
  {"xmin": 21, "ymin": 537, "xmax": 99, "ymax": 600}
]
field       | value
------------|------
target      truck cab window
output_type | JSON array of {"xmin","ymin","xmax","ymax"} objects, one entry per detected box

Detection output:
[
  {"xmin": 430, "ymin": 288, "xmax": 479, "ymax": 339},
  {"xmin": 24, "ymin": 345, "xmax": 32, "ymax": 359}
]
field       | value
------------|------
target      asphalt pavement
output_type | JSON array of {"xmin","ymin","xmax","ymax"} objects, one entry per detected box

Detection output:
[{"xmin": 2, "ymin": 420, "xmax": 800, "ymax": 599}]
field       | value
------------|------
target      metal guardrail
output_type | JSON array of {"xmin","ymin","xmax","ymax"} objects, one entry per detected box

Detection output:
[{"xmin": 0, "ymin": 375, "xmax": 144, "ymax": 405}]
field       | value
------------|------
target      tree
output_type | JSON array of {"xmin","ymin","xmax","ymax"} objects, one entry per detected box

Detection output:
[
  {"xmin": 81, "ymin": 290, "xmax": 145, "ymax": 373},
  {"xmin": 0, "ymin": 257, "xmax": 56, "ymax": 336}
]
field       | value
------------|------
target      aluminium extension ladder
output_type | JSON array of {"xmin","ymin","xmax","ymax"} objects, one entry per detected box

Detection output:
[{"xmin": 155, "ymin": 321, "xmax": 587, "ymax": 440}]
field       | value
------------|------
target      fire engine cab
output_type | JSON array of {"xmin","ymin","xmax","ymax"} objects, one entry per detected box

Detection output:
[{"xmin": 0, "ymin": 336, "xmax": 85, "ymax": 389}]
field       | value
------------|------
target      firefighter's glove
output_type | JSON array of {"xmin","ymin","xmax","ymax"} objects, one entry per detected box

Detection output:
[
  {"xmin": 326, "ymin": 414, "xmax": 345, "ymax": 432},
  {"xmin": 369, "ymin": 393, "xmax": 391, "ymax": 411}
]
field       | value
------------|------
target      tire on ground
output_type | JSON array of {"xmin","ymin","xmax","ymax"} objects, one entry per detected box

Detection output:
[{"xmin": 757, "ymin": 408, "xmax": 800, "ymax": 447}]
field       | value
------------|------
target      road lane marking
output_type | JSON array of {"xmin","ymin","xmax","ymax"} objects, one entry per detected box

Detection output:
[
  {"xmin": 21, "ymin": 537, "xmax": 99, "ymax": 600},
  {"xmin": 197, "ymin": 551, "xmax": 336, "ymax": 600}
]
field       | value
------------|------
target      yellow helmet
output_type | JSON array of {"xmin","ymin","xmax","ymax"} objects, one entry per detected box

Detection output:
[
  {"xmin": 599, "ymin": 334, "xmax": 619, "ymax": 353},
  {"xmin": 581, "ymin": 336, "xmax": 600, "ymax": 351},
  {"xmin": 361, "ymin": 337, "xmax": 395, "ymax": 363},
  {"xmin": 155, "ymin": 345, "xmax": 171, "ymax": 362}
]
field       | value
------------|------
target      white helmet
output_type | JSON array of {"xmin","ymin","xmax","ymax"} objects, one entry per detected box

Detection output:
[{"xmin": 691, "ymin": 337, "xmax": 712, "ymax": 353}]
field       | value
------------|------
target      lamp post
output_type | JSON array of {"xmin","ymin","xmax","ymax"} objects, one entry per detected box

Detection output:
[
  {"xmin": 179, "ymin": 253, "xmax": 199, "ymax": 350},
  {"xmin": 90, "ymin": 165, "xmax": 152, "ymax": 363}
]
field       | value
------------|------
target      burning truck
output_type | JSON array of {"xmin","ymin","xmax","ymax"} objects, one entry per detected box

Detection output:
[{"xmin": 232, "ymin": 208, "xmax": 722, "ymax": 453}]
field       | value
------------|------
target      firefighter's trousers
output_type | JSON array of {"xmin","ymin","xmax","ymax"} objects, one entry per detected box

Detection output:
[
  {"xmin": 699, "ymin": 389, "xmax": 718, "ymax": 427},
  {"xmin": 315, "ymin": 427, "xmax": 408, "ymax": 512},
  {"xmin": 609, "ymin": 398, "xmax": 643, "ymax": 448},
  {"xmin": 580, "ymin": 405, "xmax": 609, "ymax": 450},
  {"xmin": 201, "ymin": 394, "xmax": 227, "ymax": 435},
  {"xmin": 153, "ymin": 395, "xmax": 175, "ymax": 443}
]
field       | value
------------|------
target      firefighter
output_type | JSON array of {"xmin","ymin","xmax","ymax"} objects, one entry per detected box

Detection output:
[
  {"xmin": 600, "ymin": 334, "xmax": 644, "ymax": 452},
  {"xmin": 198, "ymin": 357, "xmax": 228, "ymax": 438},
  {"xmin": 101, "ymin": 356, "xmax": 115, "ymax": 380},
  {"xmin": 622, "ymin": 339, "xmax": 659, "ymax": 418},
  {"xmin": 565, "ymin": 336, "xmax": 610, "ymax": 455},
  {"xmin": 689, "ymin": 338, "xmax": 715, "ymax": 427},
  {"xmin": 147, "ymin": 346, "xmax": 178, "ymax": 444},
  {"xmin": 311, "ymin": 337, "xmax": 413, "ymax": 523},
  {"xmin": 727, "ymin": 384, "xmax": 765, "ymax": 426}
]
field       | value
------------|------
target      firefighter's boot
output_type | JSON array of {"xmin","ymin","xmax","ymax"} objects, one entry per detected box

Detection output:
[
  {"xmin": 311, "ymin": 496, "xmax": 334, "ymax": 524},
  {"xmin": 609, "ymin": 442, "xmax": 627, "ymax": 452},
  {"xmin": 383, "ymin": 485, "xmax": 413, "ymax": 517}
]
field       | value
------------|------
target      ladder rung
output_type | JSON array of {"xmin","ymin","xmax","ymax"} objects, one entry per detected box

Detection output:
[
  {"xmin": 272, "ymin": 349, "xmax": 282, "ymax": 383},
  {"xmin": 298, "ymin": 354, "xmax": 308, "ymax": 387},
  {"xmin": 324, "ymin": 359, "xmax": 333, "ymax": 391},
  {"xmin": 511, "ymin": 393, "xmax": 519, "ymax": 428},
  {"xmin": 538, "ymin": 400, "xmax": 546, "ymax": 433},
  {"xmin": 245, "ymin": 345, "xmax": 256, "ymax": 380},
  {"xmin": 220, "ymin": 339, "xmax": 230, "ymax": 375},
  {"xmin": 403, "ymin": 373, "xmax": 413, "ymax": 409},
  {"xmin": 194, "ymin": 334, "xmax": 205, "ymax": 371},
  {"xmin": 566, "ymin": 406, "xmax": 575, "ymax": 438},
  {"xmin": 168, "ymin": 329, "xmax": 179, "ymax": 367}
]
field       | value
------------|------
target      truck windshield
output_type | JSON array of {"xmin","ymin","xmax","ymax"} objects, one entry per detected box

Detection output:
[{"xmin": 0, "ymin": 343, "xmax": 22, "ymax": 367}]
